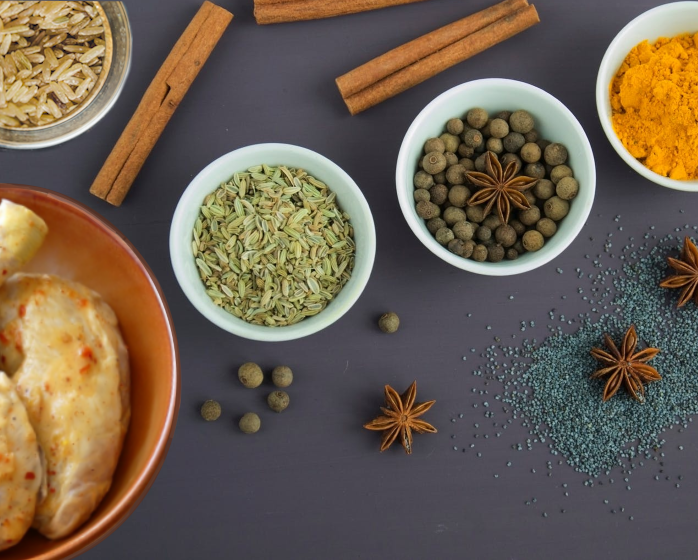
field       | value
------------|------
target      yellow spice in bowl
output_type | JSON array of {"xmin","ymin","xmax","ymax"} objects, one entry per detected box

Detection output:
[{"xmin": 610, "ymin": 33, "xmax": 698, "ymax": 180}]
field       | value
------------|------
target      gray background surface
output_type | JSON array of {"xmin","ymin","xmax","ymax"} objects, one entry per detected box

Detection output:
[{"xmin": 3, "ymin": 0, "xmax": 698, "ymax": 558}]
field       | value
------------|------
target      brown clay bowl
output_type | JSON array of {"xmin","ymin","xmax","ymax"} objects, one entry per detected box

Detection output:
[{"xmin": 0, "ymin": 184, "xmax": 180, "ymax": 559}]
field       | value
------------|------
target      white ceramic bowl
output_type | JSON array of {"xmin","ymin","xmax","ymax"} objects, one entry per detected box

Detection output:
[
  {"xmin": 596, "ymin": 1, "xmax": 698, "ymax": 192},
  {"xmin": 396, "ymin": 79, "xmax": 596, "ymax": 276},
  {"xmin": 170, "ymin": 143, "xmax": 375, "ymax": 342}
]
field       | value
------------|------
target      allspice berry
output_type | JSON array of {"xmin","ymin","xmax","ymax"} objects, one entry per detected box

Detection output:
[
  {"xmin": 201, "ymin": 400, "xmax": 221, "ymax": 422},
  {"xmin": 550, "ymin": 165, "xmax": 574, "ymax": 184},
  {"xmin": 520, "ymin": 142, "xmax": 542, "ymax": 163},
  {"xmin": 424, "ymin": 137, "xmax": 445, "ymax": 154},
  {"xmin": 488, "ymin": 244, "xmax": 505, "ymax": 263},
  {"xmin": 453, "ymin": 220, "xmax": 475, "ymax": 241},
  {"xmin": 509, "ymin": 110, "xmax": 534, "ymax": 134},
  {"xmin": 495, "ymin": 224, "xmax": 517, "ymax": 247},
  {"xmin": 524, "ymin": 162, "xmax": 546, "ymax": 180},
  {"xmin": 238, "ymin": 362, "xmax": 264, "ymax": 389},
  {"xmin": 429, "ymin": 184, "xmax": 449, "ymax": 205},
  {"xmin": 446, "ymin": 117, "xmax": 465, "ymax": 135},
  {"xmin": 519, "ymin": 206, "xmax": 541, "ymax": 226},
  {"xmin": 476, "ymin": 225, "xmax": 492, "ymax": 242},
  {"xmin": 544, "ymin": 143, "xmax": 568, "ymax": 166},
  {"xmin": 509, "ymin": 219, "xmax": 526, "ymax": 237},
  {"xmin": 413, "ymin": 170, "xmax": 434, "ymax": 190},
  {"xmin": 413, "ymin": 189, "xmax": 430, "ymax": 203},
  {"xmin": 506, "ymin": 248, "xmax": 519, "ymax": 260},
  {"xmin": 440, "ymin": 133, "xmax": 460, "ymax": 153},
  {"xmin": 427, "ymin": 217, "xmax": 447, "ymax": 235},
  {"xmin": 422, "ymin": 151, "xmax": 447, "ymax": 174},
  {"xmin": 268, "ymin": 391, "xmax": 290, "ymax": 413},
  {"xmin": 472, "ymin": 244, "xmax": 488, "ymax": 262},
  {"xmin": 462, "ymin": 128, "xmax": 483, "ymax": 148},
  {"xmin": 416, "ymin": 201, "xmax": 440, "ymax": 220},
  {"xmin": 272, "ymin": 365, "xmax": 294, "ymax": 388},
  {"xmin": 533, "ymin": 179, "xmax": 555, "ymax": 200},
  {"xmin": 500, "ymin": 153, "xmax": 522, "ymax": 174},
  {"xmin": 239, "ymin": 412, "xmax": 261, "ymax": 434},
  {"xmin": 536, "ymin": 218, "xmax": 557, "ymax": 238},
  {"xmin": 435, "ymin": 227, "xmax": 455, "ymax": 245},
  {"xmin": 379, "ymin": 312, "xmax": 400, "ymax": 333},
  {"xmin": 447, "ymin": 238, "xmax": 467, "ymax": 256},
  {"xmin": 485, "ymin": 137, "xmax": 504, "ymax": 154},
  {"xmin": 466, "ymin": 107, "xmax": 488, "ymax": 129},
  {"xmin": 446, "ymin": 164, "xmax": 467, "ymax": 185},
  {"xmin": 448, "ymin": 185, "xmax": 470, "ymax": 207},
  {"xmin": 556, "ymin": 176, "xmax": 579, "ymax": 200},
  {"xmin": 489, "ymin": 118, "xmax": 509, "ymax": 139},
  {"xmin": 544, "ymin": 196, "xmax": 570, "ymax": 221},
  {"xmin": 522, "ymin": 230, "xmax": 545, "ymax": 252},
  {"xmin": 443, "ymin": 206, "xmax": 467, "ymax": 226},
  {"xmin": 482, "ymin": 214, "xmax": 501, "ymax": 230},
  {"xmin": 466, "ymin": 205, "xmax": 485, "ymax": 223},
  {"xmin": 503, "ymin": 132, "xmax": 525, "ymax": 154},
  {"xmin": 444, "ymin": 151, "xmax": 458, "ymax": 166}
]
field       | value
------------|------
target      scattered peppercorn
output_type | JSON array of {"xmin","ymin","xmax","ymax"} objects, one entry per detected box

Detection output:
[
  {"xmin": 239, "ymin": 412, "xmax": 261, "ymax": 434},
  {"xmin": 268, "ymin": 391, "xmax": 290, "ymax": 413},
  {"xmin": 272, "ymin": 365, "xmax": 294, "ymax": 388},
  {"xmin": 238, "ymin": 362, "xmax": 264, "ymax": 389},
  {"xmin": 201, "ymin": 400, "xmax": 221, "ymax": 422},
  {"xmin": 378, "ymin": 312, "xmax": 400, "ymax": 333}
]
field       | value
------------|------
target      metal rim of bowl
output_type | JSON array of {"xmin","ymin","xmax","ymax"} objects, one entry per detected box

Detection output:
[{"xmin": 0, "ymin": 2, "xmax": 132, "ymax": 150}]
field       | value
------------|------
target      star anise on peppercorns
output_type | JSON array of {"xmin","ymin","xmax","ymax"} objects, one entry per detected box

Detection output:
[
  {"xmin": 659, "ymin": 236, "xmax": 698, "ymax": 308},
  {"xmin": 466, "ymin": 151, "xmax": 538, "ymax": 224},
  {"xmin": 590, "ymin": 325, "xmax": 661, "ymax": 402},
  {"xmin": 363, "ymin": 381, "xmax": 436, "ymax": 454}
]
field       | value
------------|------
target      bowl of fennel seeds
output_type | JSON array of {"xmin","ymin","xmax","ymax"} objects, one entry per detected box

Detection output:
[{"xmin": 170, "ymin": 143, "xmax": 376, "ymax": 342}]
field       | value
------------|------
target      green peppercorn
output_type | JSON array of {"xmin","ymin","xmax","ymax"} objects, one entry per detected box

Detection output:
[
  {"xmin": 423, "ymin": 151, "xmax": 447, "ymax": 174},
  {"xmin": 453, "ymin": 220, "xmax": 475, "ymax": 241},
  {"xmin": 524, "ymin": 129, "xmax": 539, "ymax": 143},
  {"xmin": 201, "ymin": 400, "xmax": 221, "ymax": 422},
  {"xmin": 544, "ymin": 143, "xmax": 568, "ymax": 166},
  {"xmin": 414, "ymin": 189, "xmax": 430, "ymax": 203},
  {"xmin": 444, "ymin": 151, "xmax": 459, "ymax": 166},
  {"xmin": 509, "ymin": 218, "xmax": 526, "ymax": 236},
  {"xmin": 519, "ymin": 206, "xmax": 541, "ymax": 226},
  {"xmin": 506, "ymin": 248, "xmax": 519, "ymax": 260},
  {"xmin": 447, "ymin": 238, "xmax": 467, "ymax": 257},
  {"xmin": 500, "ymin": 153, "xmax": 522, "ymax": 174},
  {"xmin": 413, "ymin": 170, "xmax": 434, "ymax": 190},
  {"xmin": 486, "ymin": 137, "xmax": 504, "ymax": 154},
  {"xmin": 238, "ymin": 362, "xmax": 264, "ymax": 388},
  {"xmin": 472, "ymin": 244, "xmax": 488, "ymax": 262},
  {"xmin": 476, "ymin": 225, "xmax": 492, "ymax": 242},
  {"xmin": 268, "ymin": 391, "xmax": 290, "ymax": 413},
  {"xmin": 488, "ymin": 244, "xmax": 505, "ymax": 263},
  {"xmin": 489, "ymin": 118, "xmax": 510, "ymax": 139},
  {"xmin": 522, "ymin": 230, "xmax": 545, "ymax": 252},
  {"xmin": 443, "ymin": 206, "xmax": 467, "ymax": 226},
  {"xmin": 239, "ymin": 412, "xmax": 261, "ymax": 434},
  {"xmin": 429, "ymin": 184, "xmax": 448, "ymax": 205},
  {"xmin": 459, "ymin": 158, "xmax": 475, "ymax": 171},
  {"xmin": 424, "ymin": 137, "xmax": 445, "ymax": 154},
  {"xmin": 446, "ymin": 164, "xmax": 467, "ymax": 185},
  {"xmin": 482, "ymin": 214, "xmax": 501, "ymax": 230},
  {"xmin": 550, "ymin": 165, "xmax": 573, "ymax": 184},
  {"xmin": 272, "ymin": 365, "xmax": 294, "ymax": 388},
  {"xmin": 416, "ymin": 201, "xmax": 441, "ymax": 220},
  {"xmin": 462, "ymin": 128, "xmax": 483, "ymax": 148},
  {"xmin": 556, "ymin": 176, "xmax": 579, "ymax": 200},
  {"xmin": 378, "ymin": 312, "xmax": 400, "ymax": 333},
  {"xmin": 448, "ymin": 185, "xmax": 470, "ymax": 207},
  {"xmin": 503, "ymin": 132, "xmax": 525, "ymax": 153},
  {"xmin": 536, "ymin": 217, "xmax": 557, "ymax": 238},
  {"xmin": 426, "ymin": 217, "xmax": 447, "ymax": 235},
  {"xmin": 524, "ymin": 162, "xmax": 546, "ymax": 180},
  {"xmin": 520, "ymin": 142, "xmax": 542, "ymax": 163},
  {"xmin": 466, "ymin": 107, "xmax": 488, "ymax": 129},
  {"xmin": 440, "ymin": 133, "xmax": 460, "ymax": 153},
  {"xmin": 435, "ymin": 227, "xmax": 455, "ymax": 245},
  {"xmin": 495, "ymin": 224, "xmax": 517, "ymax": 247},
  {"xmin": 466, "ymin": 205, "xmax": 485, "ymax": 223},
  {"xmin": 458, "ymin": 143, "xmax": 475, "ymax": 158},
  {"xmin": 544, "ymin": 196, "xmax": 570, "ymax": 221},
  {"xmin": 447, "ymin": 118, "xmax": 465, "ymax": 135},
  {"xmin": 510, "ymin": 110, "xmax": 534, "ymax": 134},
  {"xmin": 533, "ymin": 179, "xmax": 555, "ymax": 200}
]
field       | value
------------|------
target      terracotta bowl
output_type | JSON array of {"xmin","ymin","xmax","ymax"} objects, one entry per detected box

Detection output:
[{"xmin": 0, "ymin": 185, "xmax": 180, "ymax": 559}]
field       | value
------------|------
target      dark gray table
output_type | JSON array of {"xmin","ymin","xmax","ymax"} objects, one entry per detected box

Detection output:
[{"xmin": 3, "ymin": 0, "xmax": 698, "ymax": 558}]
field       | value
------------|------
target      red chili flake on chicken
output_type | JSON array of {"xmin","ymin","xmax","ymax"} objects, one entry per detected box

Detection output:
[
  {"xmin": 18, "ymin": 304, "xmax": 26, "ymax": 318},
  {"xmin": 0, "ymin": 332, "xmax": 8, "ymax": 345},
  {"xmin": 24, "ymin": 472, "xmax": 35, "ymax": 480},
  {"xmin": 78, "ymin": 346, "xmax": 95, "ymax": 361}
]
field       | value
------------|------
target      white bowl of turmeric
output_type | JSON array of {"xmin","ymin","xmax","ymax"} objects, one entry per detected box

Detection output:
[{"xmin": 596, "ymin": 1, "xmax": 698, "ymax": 192}]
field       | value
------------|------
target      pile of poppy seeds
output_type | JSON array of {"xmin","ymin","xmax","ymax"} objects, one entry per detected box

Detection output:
[{"xmin": 451, "ymin": 216, "xmax": 698, "ymax": 517}]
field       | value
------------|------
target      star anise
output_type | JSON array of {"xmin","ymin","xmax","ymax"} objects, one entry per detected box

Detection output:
[
  {"xmin": 466, "ymin": 151, "xmax": 538, "ymax": 224},
  {"xmin": 590, "ymin": 325, "xmax": 661, "ymax": 402},
  {"xmin": 363, "ymin": 381, "xmax": 436, "ymax": 454},
  {"xmin": 659, "ymin": 236, "xmax": 698, "ymax": 308}
]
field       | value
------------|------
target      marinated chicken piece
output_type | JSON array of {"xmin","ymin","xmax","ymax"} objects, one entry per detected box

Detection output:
[
  {"xmin": 0, "ymin": 371, "xmax": 42, "ymax": 551},
  {"xmin": 0, "ymin": 273, "xmax": 130, "ymax": 540},
  {"xmin": 0, "ymin": 200, "xmax": 48, "ymax": 288}
]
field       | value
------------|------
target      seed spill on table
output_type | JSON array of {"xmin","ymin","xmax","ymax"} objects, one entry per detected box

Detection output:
[{"xmin": 193, "ymin": 164, "xmax": 355, "ymax": 326}]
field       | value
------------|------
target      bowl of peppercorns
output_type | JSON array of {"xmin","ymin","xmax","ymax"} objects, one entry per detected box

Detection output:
[{"xmin": 396, "ymin": 78, "xmax": 596, "ymax": 275}]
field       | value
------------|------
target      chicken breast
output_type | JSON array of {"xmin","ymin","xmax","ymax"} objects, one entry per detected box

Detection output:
[
  {"xmin": 0, "ymin": 371, "xmax": 42, "ymax": 551},
  {"xmin": 0, "ymin": 200, "xmax": 48, "ymax": 289},
  {"xmin": 0, "ymin": 273, "xmax": 130, "ymax": 540}
]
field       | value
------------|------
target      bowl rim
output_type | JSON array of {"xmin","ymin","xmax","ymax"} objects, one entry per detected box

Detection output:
[
  {"xmin": 170, "ymin": 142, "xmax": 376, "ymax": 342},
  {"xmin": 396, "ymin": 78, "xmax": 596, "ymax": 276},
  {"xmin": 0, "ymin": 183, "xmax": 181, "ymax": 560},
  {"xmin": 595, "ymin": 1, "xmax": 698, "ymax": 192}
]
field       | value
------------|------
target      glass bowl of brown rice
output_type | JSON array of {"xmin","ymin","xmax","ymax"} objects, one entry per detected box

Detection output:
[{"xmin": 0, "ymin": 1, "xmax": 131, "ymax": 149}]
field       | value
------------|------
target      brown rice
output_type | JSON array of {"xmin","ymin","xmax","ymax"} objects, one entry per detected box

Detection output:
[{"xmin": 0, "ymin": 1, "xmax": 109, "ymax": 129}]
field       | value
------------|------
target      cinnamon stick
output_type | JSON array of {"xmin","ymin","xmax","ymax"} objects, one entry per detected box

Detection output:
[
  {"xmin": 254, "ymin": 0, "xmax": 427, "ymax": 25},
  {"xmin": 90, "ymin": 1, "xmax": 233, "ymax": 206},
  {"xmin": 338, "ymin": 4, "xmax": 540, "ymax": 116},
  {"xmin": 337, "ymin": 0, "xmax": 528, "ymax": 99}
]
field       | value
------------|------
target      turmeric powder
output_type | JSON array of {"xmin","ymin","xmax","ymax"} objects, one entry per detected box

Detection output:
[{"xmin": 610, "ymin": 33, "xmax": 698, "ymax": 180}]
